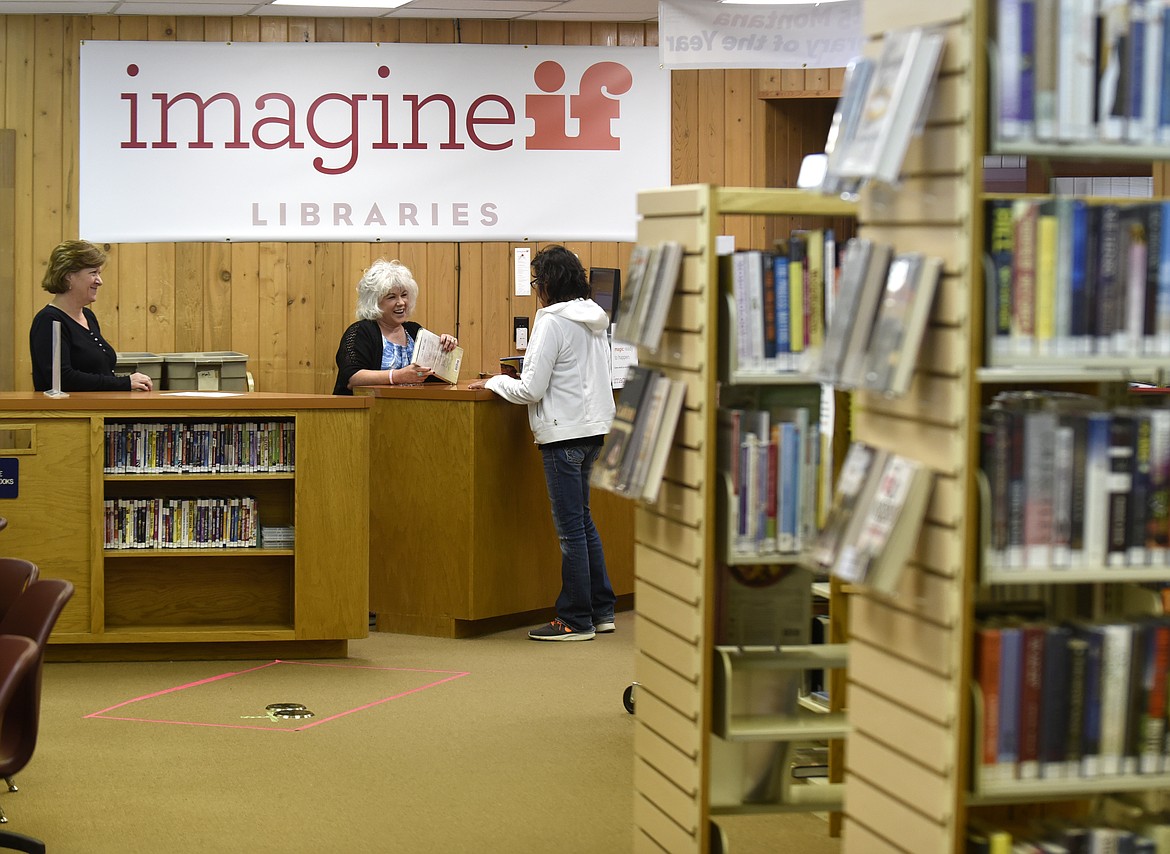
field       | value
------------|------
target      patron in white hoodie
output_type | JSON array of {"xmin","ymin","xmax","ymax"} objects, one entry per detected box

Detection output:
[{"xmin": 469, "ymin": 245, "xmax": 617, "ymax": 641}]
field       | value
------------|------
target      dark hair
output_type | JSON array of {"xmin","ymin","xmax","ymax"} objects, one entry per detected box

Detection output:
[
  {"xmin": 42, "ymin": 240, "xmax": 107, "ymax": 294},
  {"xmin": 532, "ymin": 245, "xmax": 591, "ymax": 305}
]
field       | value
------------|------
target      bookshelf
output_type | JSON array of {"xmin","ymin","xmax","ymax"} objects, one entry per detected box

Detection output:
[
  {"xmin": 0, "ymin": 392, "xmax": 369, "ymax": 660},
  {"xmin": 629, "ymin": 186, "xmax": 854, "ymax": 852},
  {"xmin": 815, "ymin": 2, "xmax": 1170, "ymax": 851}
]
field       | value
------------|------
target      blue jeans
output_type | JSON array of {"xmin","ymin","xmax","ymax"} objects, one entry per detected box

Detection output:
[{"xmin": 540, "ymin": 442, "xmax": 616, "ymax": 633}]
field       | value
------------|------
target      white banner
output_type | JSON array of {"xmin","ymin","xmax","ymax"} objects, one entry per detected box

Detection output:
[
  {"xmin": 658, "ymin": 0, "xmax": 863, "ymax": 70},
  {"xmin": 79, "ymin": 42, "xmax": 670, "ymax": 242}
]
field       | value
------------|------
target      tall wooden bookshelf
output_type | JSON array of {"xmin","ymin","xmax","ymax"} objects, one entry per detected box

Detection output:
[
  {"xmin": 630, "ymin": 186, "xmax": 855, "ymax": 853},
  {"xmin": 825, "ymin": 1, "xmax": 1170, "ymax": 851}
]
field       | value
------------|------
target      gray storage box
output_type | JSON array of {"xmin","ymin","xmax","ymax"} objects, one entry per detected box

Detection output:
[
  {"xmin": 114, "ymin": 352, "xmax": 164, "ymax": 386},
  {"xmin": 160, "ymin": 351, "xmax": 249, "ymax": 391}
]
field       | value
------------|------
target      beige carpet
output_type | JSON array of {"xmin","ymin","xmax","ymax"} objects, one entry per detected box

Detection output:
[{"xmin": 14, "ymin": 613, "xmax": 841, "ymax": 853}]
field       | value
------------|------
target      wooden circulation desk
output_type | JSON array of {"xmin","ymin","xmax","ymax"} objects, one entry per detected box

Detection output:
[
  {"xmin": 0, "ymin": 391, "xmax": 370, "ymax": 661},
  {"xmin": 357, "ymin": 383, "xmax": 634, "ymax": 637}
]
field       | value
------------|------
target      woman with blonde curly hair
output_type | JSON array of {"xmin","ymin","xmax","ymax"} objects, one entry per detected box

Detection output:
[{"xmin": 332, "ymin": 259, "xmax": 458, "ymax": 395}]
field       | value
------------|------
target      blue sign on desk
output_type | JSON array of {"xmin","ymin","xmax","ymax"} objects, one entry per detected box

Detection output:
[{"xmin": 0, "ymin": 459, "xmax": 17, "ymax": 499}]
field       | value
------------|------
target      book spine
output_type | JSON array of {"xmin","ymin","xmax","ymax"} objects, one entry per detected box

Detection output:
[
  {"xmin": 761, "ymin": 251, "xmax": 778, "ymax": 365},
  {"xmin": 998, "ymin": 625, "xmax": 1023, "ymax": 779},
  {"xmin": 773, "ymin": 251, "xmax": 792, "ymax": 367},
  {"xmin": 1017, "ymin": 623, "xmax": 1046, "ymax": 779},
  {"xmin": 1099, "ymin": 622, "xmax": 1134, "ymax": 775},
  {"xmin": 1052, "ymin": 422, "xmax": 1075, "ymax": 567},
  {"xmin": 1098, "ymin": 0, "xmax": 1132, "ymax": 142},
  {"xmin": 806, "ymin": 230, "xmax": 825, "ymax": 350},
  {"xmin": 1084, "ymin": 413, "xmax": 1113, "ymax": 567},
  {"xmin": 1144, "ymin": 201, "xmax": 1163, "ymax": 355},
  {"xmin": 1130, "ymin": 412, "xmax": 1153, "ymax": 565},
  {"xmin": 1066, "ymin": 636, "xmax": 1089, "ymax": 775},
  {"xmin": 1024, "ymin": 410, "xmax": 1058, "ymax": 568},
  {"xmin": 1012, "ymin": 199, "xmax": 1039, "ymax": 356},
  {"xmin": 1040, "ymin": 624, "xmax": 1072, "ymax": 778},
  {"xmin": 1148, "ymin": 409, "xmax": 1170, "ymax": 563},
  {"xmin": 978, "ymin": 626, "xmax": 1003, "ymax": 787},
  {"xmin": 788, "ymin": 235, "xmax": 806, "ymax": 354},
  {"xmin": 1067, "ymin": 198, "xmax": 1090, "ymax": 354},
  {"xmin": 988, "ymin": 200, "xmax": 1016, "ymax": 360},
  {"xmin": 1035, "ymin": 200, "xmax": 1058, "ymax": 356},
  {"xmin": 1127, "ymin": 0, "xmax": 1150, "ymax": 143},
  {"xmin": 1068, "ymin": 413, "xmax": 1090, "ymax": 567},
  {"xmin": 1079, "ymin": 625, "xmax": 1105, "ymax": 777},
  {"xmin": 1097, "ymin": 204, "xmax": 1123, "ymax": 353},
  {"xmin": 1160, "ymin": 199, "xmax": 1170, "ymax": 353},
  {"xmin": 1106, "ymin": 415, "xmax": 1136, "ymax": 567},
  {"xmin": 1141, "ymin": 620, "xmax": 1169, "ymax": 773}
]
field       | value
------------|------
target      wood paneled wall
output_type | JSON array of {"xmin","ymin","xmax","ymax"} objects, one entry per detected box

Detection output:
[{"xmin": 0, "ymin": 13, "xmax": 839, "ymax": 394}]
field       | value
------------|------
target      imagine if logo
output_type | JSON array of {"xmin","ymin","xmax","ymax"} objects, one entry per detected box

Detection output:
[{"xmin": 116, "ymin": 57, "xmax": 637, "ymax": 175}]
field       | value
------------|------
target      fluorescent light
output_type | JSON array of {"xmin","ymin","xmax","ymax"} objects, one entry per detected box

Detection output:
[{"xmin": 269, "ymin": 0, "xmax": 414, "ymax": 7}]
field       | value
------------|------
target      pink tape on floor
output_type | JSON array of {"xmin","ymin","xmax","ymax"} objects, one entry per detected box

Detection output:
[{"xmin": 83, "ymin": 659, "xmax": 471, "ymax": 732}]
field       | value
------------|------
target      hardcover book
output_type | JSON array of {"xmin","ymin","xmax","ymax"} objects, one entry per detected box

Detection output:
[
  {"xmin": 837, "ymin": 26, "xmax": 947, "ymax": 184},
  {"xmin": 861, "ymin": 253, "xmax": 942, "ymax": 397},
  {"xmin": 832, "ymin": 453, "xmax": 933, "ymax": 596},
  {"xmin": 410, "ymin": 328, "xmax": 464, "ymax": 384},
  {"xmin": 810, "ymin": 441, "xmax": 886, "ymax": 570}
]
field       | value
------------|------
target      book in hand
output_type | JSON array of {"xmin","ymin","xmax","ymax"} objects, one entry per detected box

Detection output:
[
  {"xmin": 860, "ymin": 253, "xmax": 942, "ymax": 397},
  {"xmin": 831, "ymin": 453, "xmax": 934, "ymax": 596},
  {"xmin": 410, "ymin": 328, "xmax": 464, "ymax": 384},
  {"xmin": 836, "ymin": 26, "xmax": 947, "ymax": 185}
]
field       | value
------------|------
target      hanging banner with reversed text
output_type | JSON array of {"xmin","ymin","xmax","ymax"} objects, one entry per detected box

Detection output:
[
  {"xmin": 79, "ymin": 42, "xmax": 670, "ymax": 243},
  {"xmin": 657, "ymin": 0, "xmax": 862, "ymax": 70}
]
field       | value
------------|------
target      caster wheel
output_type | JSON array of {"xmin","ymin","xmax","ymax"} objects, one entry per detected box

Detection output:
[{"xmin": 623, "ymin": 682, "xmax": 637, "ymax": 715}]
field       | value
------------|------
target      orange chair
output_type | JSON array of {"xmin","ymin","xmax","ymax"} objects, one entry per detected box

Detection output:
[
  {"xmin": 0, "ymin": 579, "xmax": 74, "ymax": 853},
  {"xmin": 0, "ymin": 563, "xmax": 37, "ymax": 625}
]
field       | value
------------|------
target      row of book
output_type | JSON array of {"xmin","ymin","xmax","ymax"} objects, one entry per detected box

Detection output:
[
  {"xmin": 981, "ymin": 390, "xmax": 1170, "ymax": 572},
  {"xmin": 814, "ymin": 238, "xmax": 943, "ymax": 397},
  {"xmin": 718, "ymin": 403, "xmax": 820, "ymax": 557},
  {"xmin": 994, "ymin": 0, "xmax": 1170, "ymax": 147},
  {"xmin": 103, "ymin": 420, "xmax": 296, "ymax": 474},
  {"xmin": 986, "ymin": 198, "xmax": 1170, "ymax": 362},
  {"xmin": 592, "ymin": 365, "xmax": 686, "ymax": 505},
  {"xmin": 724, "ymin": 230, "xmax": 837, "ymax": 374},
  {"xmin": 812, "ymin": 441, "xmax": 935, "ymax": 596},
  {"xmin": 976, "ymin": 616, "xmax": 1170, "ymax": 786},
  {"xmin": 967, "ymin": 821, "xmax": 1161, "ymax": 853},
  {"xmin": 612, "ymin": 241, "xmax": 683, "ymax": 352},
  {"xmin": 103, "ymin": 496, "xmax": 261, "ymax": 550}
]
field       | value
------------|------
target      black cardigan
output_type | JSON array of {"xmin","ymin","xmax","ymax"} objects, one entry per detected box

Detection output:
[
  {"xmin": 333, "ymin": 319, "xmax": 422, "ymax": 395},
  {"xmin": 29, "ymin": 304, "xmax": 131, "ymax": 392}
]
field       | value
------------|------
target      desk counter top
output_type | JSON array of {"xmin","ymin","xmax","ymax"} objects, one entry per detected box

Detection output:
[
  {"xmin": 0, "ymin": 391, "xmax": 370, "ymax": 412},
  {"xmin": 354, "ymin": 383, "xmax": 498, "ymax": 402}
]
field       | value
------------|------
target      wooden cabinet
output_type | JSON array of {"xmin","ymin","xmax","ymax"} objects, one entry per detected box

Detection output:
[{"xmin": 0, "ymin": 391, "xmax": 369, "ymax": 660}]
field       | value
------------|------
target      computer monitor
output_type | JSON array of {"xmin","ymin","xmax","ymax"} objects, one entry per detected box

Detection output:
[{"xmin": 589, "ymin": 267, "xmax": 621, "ymax": 327}]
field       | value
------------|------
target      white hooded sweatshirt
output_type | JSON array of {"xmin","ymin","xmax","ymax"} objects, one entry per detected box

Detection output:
[{"xmin": 484, "ymin": 298, "xmax": 616, "ymax": 445}]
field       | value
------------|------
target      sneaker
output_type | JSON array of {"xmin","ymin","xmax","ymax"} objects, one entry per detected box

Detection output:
[
  {"xmin": 528, "ymin": 619, "xmax": 595, "ymax": 642},
  {"xmin": 593, "ymin": 619, "xmax": 616, "ymax": 633}
]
